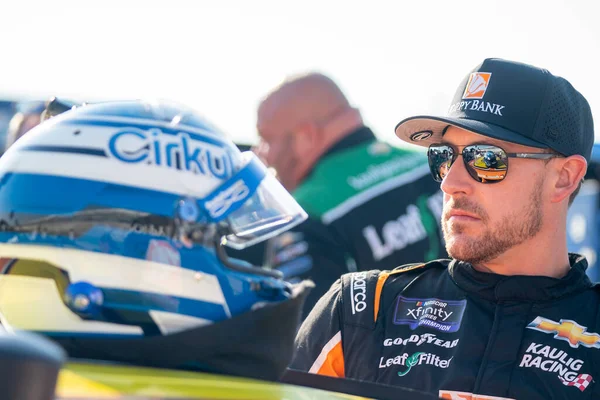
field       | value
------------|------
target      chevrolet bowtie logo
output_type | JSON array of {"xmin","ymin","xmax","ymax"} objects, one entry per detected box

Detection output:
[{"xmin": 527, "ymin": 317, "xmax": 600, "ymax": 349}]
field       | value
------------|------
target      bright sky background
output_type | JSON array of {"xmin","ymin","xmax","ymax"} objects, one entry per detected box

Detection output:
[{"xmin": 1, "ymin": 0, "xmax": 598, "ymax": 146}]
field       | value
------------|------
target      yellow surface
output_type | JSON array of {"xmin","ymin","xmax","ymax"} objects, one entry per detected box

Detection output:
[{"xmin": 56, "ymin": 362, "xmax": 371, "ymax": 400}]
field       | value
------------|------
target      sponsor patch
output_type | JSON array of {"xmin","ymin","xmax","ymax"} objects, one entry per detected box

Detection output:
[
  {"xmin": 107, "ymin": 128, "xmax": 233, "ymax": 179},
  {"xmin": 379, "ymin": 352, "xmax": 452, "ymax": 376},
  {"xmin": 362, "ymin": 204, "xmax": 428, "ymax": 261},
  {"xmin": 463, "ymin": 72, "xmax": 492, "ymax": 99},
  {"xmin": 265, "ymin": 231, "xmax": 313, "ymax": 278},
  {"xmin": 393, "ymin": 296, "xmax": 466, "ymax": 332},
  {"xmin": 439, "ymin": 391, "xmax": 515, "ymax": 400},
  {"xmin": 350, "ymin": 271, "xmax": 368, "ymax": 314},
  {"xmin": 518, "ymin": 342, "xmax": 593, "ymax": 392},
  {"xmin": 383, "ymin": 333, "xmax": 459, "ymax": 349},
  {"xmin": 447, "ymin": 100, "xmax": 505, "ymax": 116},
  {"xmin": 204, "ymin": 179, "xmax": 250, "ymax": 219},
  {"xmin": 346, "ymin": 153, "xmax": 426, "ymax": 190},
  {"xmin": 527, "ymin": 316, "xmax": 600, "ymax": 349},
  {"xmin": 410, "ymin": 131, "xmax": 433, "ymax": 142}
]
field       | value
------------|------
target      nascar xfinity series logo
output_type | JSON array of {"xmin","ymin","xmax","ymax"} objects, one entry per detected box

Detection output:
[
  {"xmin": 393, "ymin": 296, "xmax": 466, "ymax": 333},
  {"xmin": 107, "ymin": 128, "xmax": 234, "ymax": 179},
  {"xmin": 519, "ymin": 342, "xmax": 593, "ymax": 392}
]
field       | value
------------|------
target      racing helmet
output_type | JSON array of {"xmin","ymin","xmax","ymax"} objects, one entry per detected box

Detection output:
[
  {"xmin": 0, "ymin": 100, "xmax": 307, "ymax": 339},
  {"xmin": 483, "ymin": 150, "xmax": 498, "ymax": 168}
]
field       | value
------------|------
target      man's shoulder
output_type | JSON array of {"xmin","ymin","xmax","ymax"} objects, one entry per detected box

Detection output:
[
  {"xmin": 337, "ymin": 259, "xmax": 450, "ymax": 289},
  {"xmin": 294, "ymin": 140, "xmax": 431, "ymax": 219},
  {"xmin": 390, "ymin": 259, "xmax": 451, "ymax": 276},
  {"xmin": 334, "ymin": 260, "xmax": 451, "ymax": 326}
]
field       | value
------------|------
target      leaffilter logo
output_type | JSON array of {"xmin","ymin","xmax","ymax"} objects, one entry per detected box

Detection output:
[
  {"xmin": 379, "ymin": 352, "xmax": 452, "ymax": 373},
  {"xmin": 397, "ymin": 352, "xmax": 424, "ymax": 377}
]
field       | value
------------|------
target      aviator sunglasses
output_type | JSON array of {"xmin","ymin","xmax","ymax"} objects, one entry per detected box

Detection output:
[{"xmin": 427, "ymin": 143, "xmax": 561, "ymax": 183}]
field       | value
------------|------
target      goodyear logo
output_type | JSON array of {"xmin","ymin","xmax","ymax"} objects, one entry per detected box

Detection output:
[{"xmin": 527, "ymin": 316, "xmax": 600, "ymax": 349}]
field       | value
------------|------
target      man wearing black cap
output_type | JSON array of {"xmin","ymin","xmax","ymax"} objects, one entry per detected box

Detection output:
[{"xmin": 290, "ymin": 59, "xmax": 599, "ymax": 399}]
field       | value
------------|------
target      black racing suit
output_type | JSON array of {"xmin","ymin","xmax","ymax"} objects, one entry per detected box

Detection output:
[
  {"xmin": 291, "ymin": 254, "xmax": 600, "ymax": 399},
  {"xmin": 260, "ymin": 127, "xmax": 447, "ymax": 317}
]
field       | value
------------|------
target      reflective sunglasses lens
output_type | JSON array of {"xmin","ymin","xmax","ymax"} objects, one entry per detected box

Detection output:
[
  {"xmin": 462, "ymin": 145, "xmax": 508, "ymax": 183},
  {"xmin": 428, "ymin": 145, "xmax": 454, "ymax": 182}
]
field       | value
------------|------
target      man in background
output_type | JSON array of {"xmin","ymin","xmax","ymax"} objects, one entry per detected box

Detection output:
[
  {"xmin": 254, "ymin": 73, "xmax": 446, "ymax": 315},
  {"xmin": 4, "ymin": 101, "xmax": 45, "ymax": 150}
]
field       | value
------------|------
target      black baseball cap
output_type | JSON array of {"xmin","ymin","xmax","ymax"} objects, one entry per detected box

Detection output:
[{"xmin": 395, "ymin": 58, "xmax": 595, "ymax": 161}]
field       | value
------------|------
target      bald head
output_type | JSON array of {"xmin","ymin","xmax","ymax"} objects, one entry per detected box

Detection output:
[
  {"xmin": 257, "ymin": 73, "xmax": 352, "ymax": 134},
  {"xmin": 256, "ymin": 72, "xmax": 364, "ymax": 191}
]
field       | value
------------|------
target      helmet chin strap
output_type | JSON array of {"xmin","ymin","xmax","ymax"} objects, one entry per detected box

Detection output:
[{"xmin": 213, "ymin": 233, "xmax": 283, "ymax": 280}]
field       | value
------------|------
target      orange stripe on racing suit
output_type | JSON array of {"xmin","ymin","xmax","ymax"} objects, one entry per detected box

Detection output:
[
  {"xmin": 310, "ymin": 265, "xmax": 425, "ymax": 378},
  {"xmin": 308, "ymin": 331, "xmax": 345, "ymax": 378},
  {"xmin": 374, "ymin": 264, "xmax": 425, "ymax": 322}
]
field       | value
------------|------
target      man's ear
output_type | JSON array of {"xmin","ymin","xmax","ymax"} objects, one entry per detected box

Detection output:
[
  {"xmin": 550, "ymin": 155, "xmax": 587, "ymax": 203},
  {"xmin": 296, "ymin": 122, "xmax": 320, "ymax": 150}
]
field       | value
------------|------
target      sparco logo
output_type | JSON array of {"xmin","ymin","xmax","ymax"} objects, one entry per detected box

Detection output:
[
  {"xmin": 383, "ymin": 333, "xmax": 459, "ymax": 349},
  {"xmin": 350, "ymin": 272, "xmax": 367, "ymax": 314},
  {"xmin": 394, "ymin": 296, "xmax": 467, "ymax": 333}
]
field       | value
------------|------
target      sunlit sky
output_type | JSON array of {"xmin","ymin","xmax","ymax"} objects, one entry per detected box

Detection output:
[{"xmin": 1, "ymin": 0, "xmax": 599, "ymax": 145}]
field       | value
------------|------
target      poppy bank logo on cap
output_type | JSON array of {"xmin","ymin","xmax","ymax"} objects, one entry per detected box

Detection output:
[{"xmin": 463, "ymin": 72, "xmax": 492, "ymax": 99}]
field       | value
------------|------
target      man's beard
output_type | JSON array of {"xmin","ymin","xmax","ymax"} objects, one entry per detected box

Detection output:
[
  {"xmin": 442, "ymin": 180, "xmax": 543, "ymax": 265},
  {"xmin": 271, "ymin": 132, "xmax": 301, "ymax": 192}
]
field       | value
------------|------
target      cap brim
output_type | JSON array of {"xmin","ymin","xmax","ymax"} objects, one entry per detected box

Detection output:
[{"xmin": 395, "ymin": 116, "xmax": 548, "ymax": 149}]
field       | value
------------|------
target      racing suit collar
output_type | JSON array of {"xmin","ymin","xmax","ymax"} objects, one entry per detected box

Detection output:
[
  {"xmin": 321, "ymin": 126, "xmax": 376, "ymax": 159},
  {"xmin": 448, "ymin": 253, "xmax": 592, "ymax": 302},
  {"xmin": 299, "ymin": 126, "xmax": 376, "ymax": 186}
]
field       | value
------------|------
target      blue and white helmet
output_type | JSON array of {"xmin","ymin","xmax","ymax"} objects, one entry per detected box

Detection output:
[{"xmin": 0, "ymin": 100, "xmax": 307, "ymax": 338}]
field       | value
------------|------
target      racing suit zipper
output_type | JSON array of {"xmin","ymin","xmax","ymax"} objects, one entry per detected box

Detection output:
[{"xmin": 473, "ymin": 301, "xmax": 504, "ymax": 393}]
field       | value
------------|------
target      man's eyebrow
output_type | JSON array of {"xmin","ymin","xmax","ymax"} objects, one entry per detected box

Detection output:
[{"xmin": 440, "ymin": 140, "xmax": 505, "ymax": 147}]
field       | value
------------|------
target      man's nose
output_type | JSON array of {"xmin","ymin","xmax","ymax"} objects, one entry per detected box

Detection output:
[
  {"xmin": 252, "ymin": 140, "xmax": 270, "ymax": 164},
  {"xmin": 440, "ymin": 156, "xmax": 475, "ymax": 197}
]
